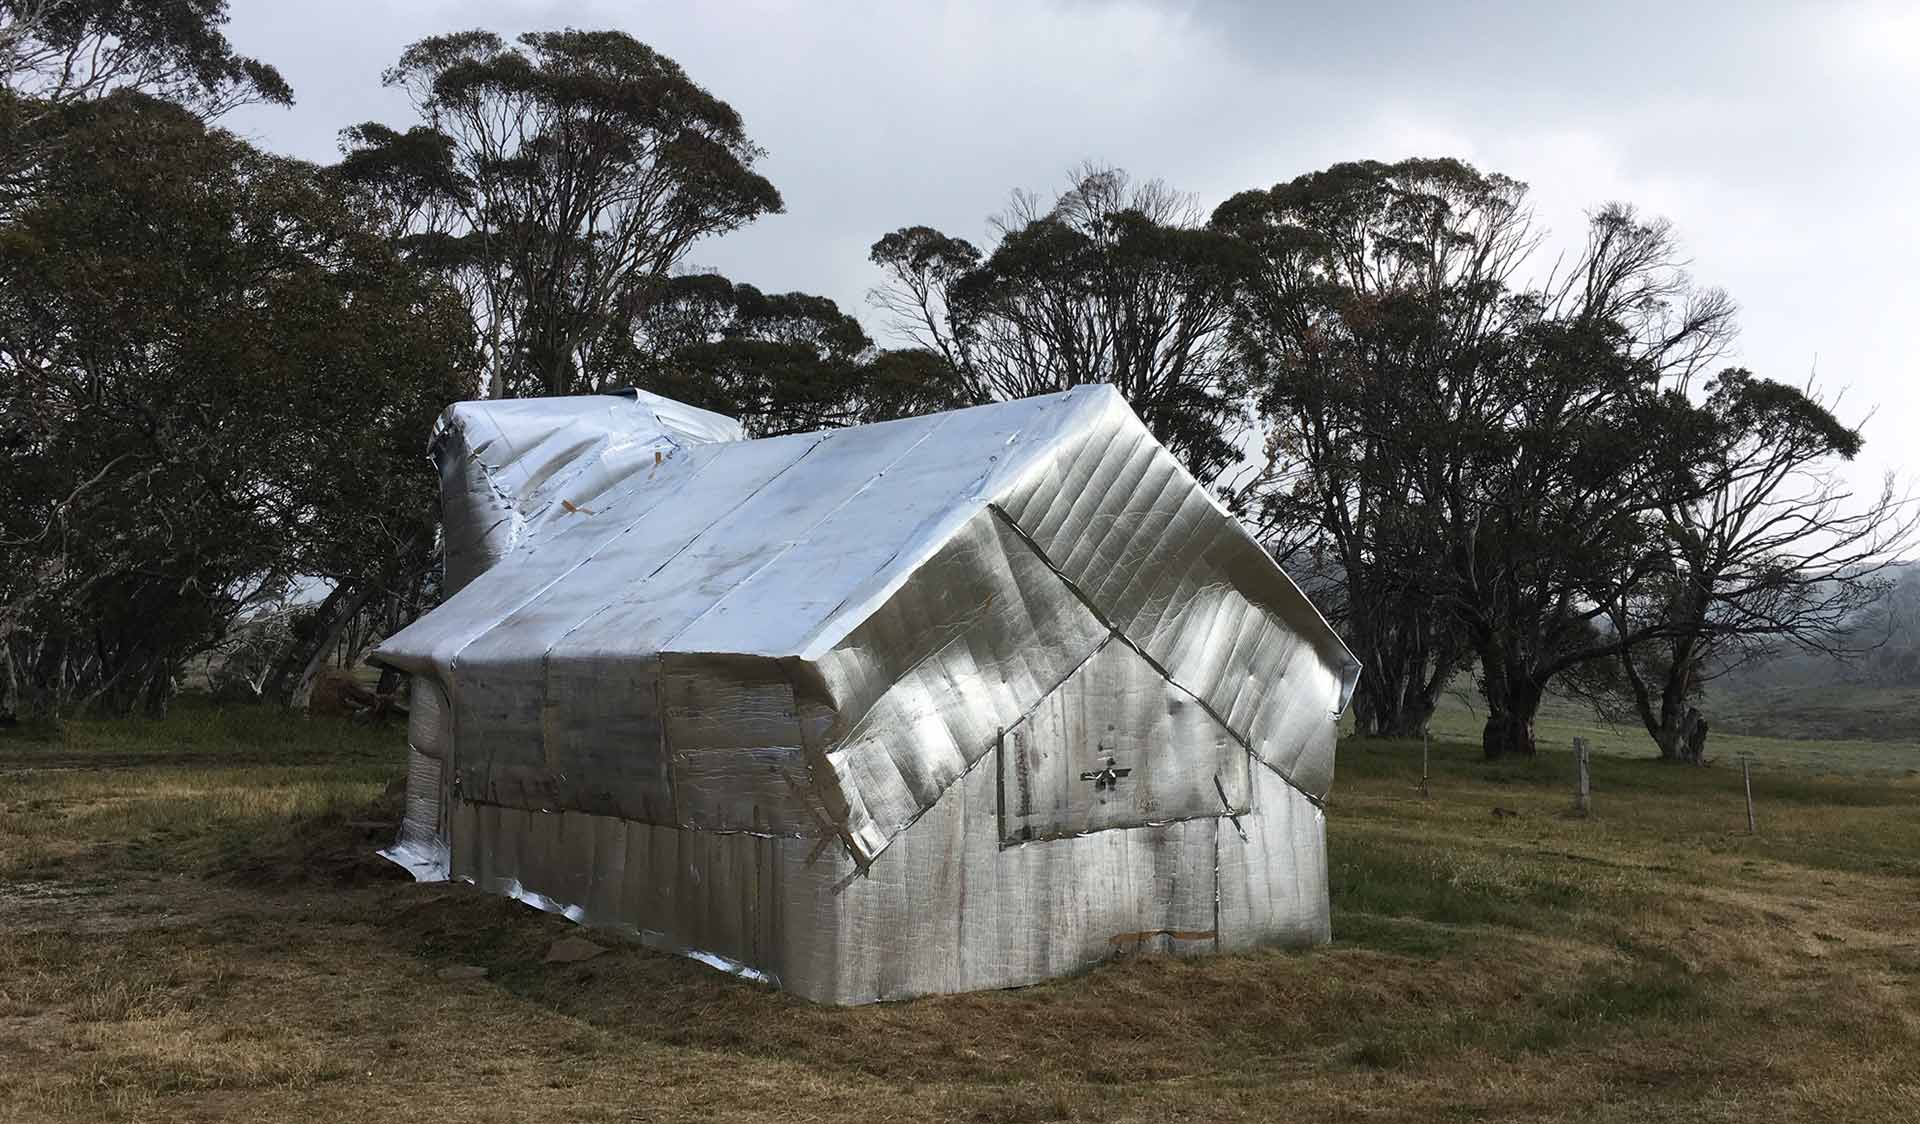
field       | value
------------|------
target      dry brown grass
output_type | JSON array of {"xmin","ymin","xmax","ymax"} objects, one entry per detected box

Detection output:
[{"xmin": 0, "ymin": 702, "xmax": 1915, "ymax": 1122}]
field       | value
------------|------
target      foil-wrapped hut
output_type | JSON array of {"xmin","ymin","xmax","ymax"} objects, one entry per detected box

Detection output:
[{"xmin": 374, "ymin": 384, "xmax": 1359, "ymax": 1004}]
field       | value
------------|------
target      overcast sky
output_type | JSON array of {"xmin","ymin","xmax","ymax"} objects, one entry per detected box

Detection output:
[{"xmin": 222, "ymin": 0, "xmax": 1917, "ymax": 494}]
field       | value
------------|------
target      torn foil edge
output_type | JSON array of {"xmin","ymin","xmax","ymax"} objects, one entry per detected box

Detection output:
[
  {"xmin": 378, "ymin": 839, "xmax": 450, "ymax": 883},
  {"xmin": 487, "ymin": 871, "xmax": 778, "ymax": 987}
]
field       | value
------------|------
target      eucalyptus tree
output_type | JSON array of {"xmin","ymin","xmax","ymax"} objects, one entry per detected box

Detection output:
[
  {"xmin": 2, "ymin": 0, "xmax": 288, "ymax": 222},
  {"xmin": 0, "ymin": 0, "xmax": 287, "ymax": 113},
  {"xmin": 341, "ymin": 29, "xmax": 783, "ymax": 398},
  {"xmin": 1605, "ymin": 371, "xmax": 1911, "ymax": 762},
  {"xmin": 1411, "ymin": 205, "xmax": 1742, "ymax": 758},
  {"xmin": 0, "ymin": 92, "xmax": 471, "ymax": 715},
  {"xmin": 1221, "ymin": 157, "xmax": 1748, "ymax": 758},
  {"xmin": 1213, "ymin": 158, "xmax": 1531, "ymax": 738},
  {"xmin": 607, "ymin": 273, "xmax": 969, "ymax": 436},
  {"xmin": 870, "ymin": 166, "xmax": 1251, "ymax": 481}
]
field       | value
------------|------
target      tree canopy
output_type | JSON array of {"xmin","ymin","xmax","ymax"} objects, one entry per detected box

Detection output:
[
  {"xmin": 0, "ymin": 0, "xmax": 289, "ymax": 114},
  {"xmin": 342, "ymin": 28, "xmax": 783, "ymax": 399},
  {"xmin": 0, "ymin": 92, "xmax": 472, "ymax": 713},
  {"xmin": 609, "ymin": 272, "xmax": 969, "ymax": 435},
  {"xmin": 1605, "ymin": 369, "xmax": 1909, "ymax": 762},
  {"xmin": 1213, "ymin": 157, "xmax": 1528, "ymax": 737},
  {"xmin": 1211, "ymin": 157, "xmax": 1900, "ymax": 759},
  {"xmin": 872, "ymin": 166, "xmax": 1251, "ymax": 482}
]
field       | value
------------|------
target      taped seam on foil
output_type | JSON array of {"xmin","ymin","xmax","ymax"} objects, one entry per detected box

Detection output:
[
  {"xmin": 433, "ymin": 435, "xmax": 739, "ymax": 684},
  {"xmin": 993, "ymin": 809, "xmax": 1239, "ymax": 850},
  {"xmin": 786, "ymin": 390, "xmax": 1089, "ymax": 665},
  {"xmin": 984, "ymin": 386, "xmax": 1358, "ymax": 712},
  {"xmin": 446, "ymin": 799, "xmax": 814, "ymax": 840},
  {"xmin": 509, "ymin": 435, "xmax": 830, "ymax": 747},
  {"xmin": 652, "ymin": 413, "xmax": 956, "ymax": 656}
]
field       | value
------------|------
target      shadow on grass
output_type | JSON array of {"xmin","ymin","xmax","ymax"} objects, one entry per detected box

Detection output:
[{"xmin": 1331, "ymin": 832, "xmax": 1589, "ymax": 932}]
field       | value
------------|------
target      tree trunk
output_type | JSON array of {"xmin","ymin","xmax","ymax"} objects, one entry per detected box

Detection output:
[
  {"xmin": 1352, "ymin": 672, "xmax": 1439, "ymax": 739},
  {"xmin": 1481, "ymin": 707, "xmax": 1538, "ymax": 759},
  {"xmin": 24, "ymin": 634, "xmax": 65, "ymax": 717},
  {"xmin": 1655, "ymin": 705, "xmax": 1711, "ymax": 765},
  {"xmin": 1644, "ymin": 650, "xmax": 1710, "ymax": 765},
  {"xmin": 1479, "ymin": 651, "xmax": 1542, "ymax": 759},
  {"xmin": 0, "ymin": 646, "xmax": 14, "ymax": 719},
  {"xmin": 1350, "ymin": 688, "xmax": 1379, "ymax": 737},
  {"xmin": 1683, "ymin": 712, "xmax": 1709, "ymax": 764},
  {"xmin": 1618, "ymin": 584, "xmax": 1714, "ymax": 764},
  {"xmin": 1375, "ymin": 697, "xmax": 1438, "ymax": 739},
  {"xmin": 1345, "ymin": 602, "xmax": 1456, "ymax": 739},
  {"xmin": 261, "ymin": 581, "xmax": 377, "ymax": 707},
  {"xmin": 138, "ymin": 660, "xmax": 176, "ymax": 717},
  {"xmin": 260, "ymin": 584, "xmax": 345, "ymax": 703}
]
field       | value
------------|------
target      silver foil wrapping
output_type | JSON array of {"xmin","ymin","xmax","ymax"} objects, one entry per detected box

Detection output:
[
  {"xmin": 376, "ymin": 385, "xmax": 1359, "ymax": 1003},
  {"xmin": 433, "ymin": 388, "xmax": 744, "ymax": 596}
]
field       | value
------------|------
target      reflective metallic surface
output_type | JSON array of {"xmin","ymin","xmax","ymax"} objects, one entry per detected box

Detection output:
[
  {"xmin": 433, "ymin": 388, "xmax": 744, "ymax": 595},
  {"xmin": 376, "ymin": 385, "xmax": 1359, "ymax": 1003}
]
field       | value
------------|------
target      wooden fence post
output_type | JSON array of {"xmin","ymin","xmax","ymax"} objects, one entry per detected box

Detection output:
[
  {"xmin": 1421, "ymin": 729, "xmax": 1430, "ymax": 799},
  {"xmin": 1573, "ymin": 736, "xmax": 1591, "ymax": 816},
  {"xmin": 1742, "ymin": 754, "xmax": 1757, "ymax": 835}
]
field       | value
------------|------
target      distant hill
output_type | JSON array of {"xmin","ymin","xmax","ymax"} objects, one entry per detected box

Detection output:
[
  {"xmin": 1426, "ymin": 562, "xmax": 1920, "ymax": 746},
  {"xmin": 1691, "ymin": 561, "xmax": 1920, "ymax": 743},
  {"xmin": 1710, "ymin": 560, "xmax": 1920, "ymax": 694},
  {"xmin": 1706, "ymin": 684, "xmax": 1920, "ymax": 743}
]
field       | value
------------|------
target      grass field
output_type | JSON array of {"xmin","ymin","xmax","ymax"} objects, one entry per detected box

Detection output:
[
  {"xmin": 1422, "ymin": 688, "xmax": 1920, "ymax": 777},
  {"xmin": 1, "ymin": 700, "xmax": 1916, "ymax": 1122}
]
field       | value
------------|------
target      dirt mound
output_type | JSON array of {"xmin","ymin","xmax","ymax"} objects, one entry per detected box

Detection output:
[{"xmin": 217, "ymin": 781, "xmax": 411, "ymax": 889}]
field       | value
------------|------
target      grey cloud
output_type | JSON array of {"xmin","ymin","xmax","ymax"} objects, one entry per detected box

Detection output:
[{"xmin": 218, "ymin": 0, "xmax": 1915, "ymax": 492}]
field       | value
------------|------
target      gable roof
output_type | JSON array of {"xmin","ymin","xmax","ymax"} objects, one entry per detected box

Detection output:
[{"xmin": 377, "ymin": 385, "xmax": 1359, "ymax": 864}]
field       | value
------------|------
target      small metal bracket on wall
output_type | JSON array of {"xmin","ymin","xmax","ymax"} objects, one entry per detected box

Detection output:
[{"xmin": 1080, "ymin": 754, "xmax": 1132, "ymax": 791}]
